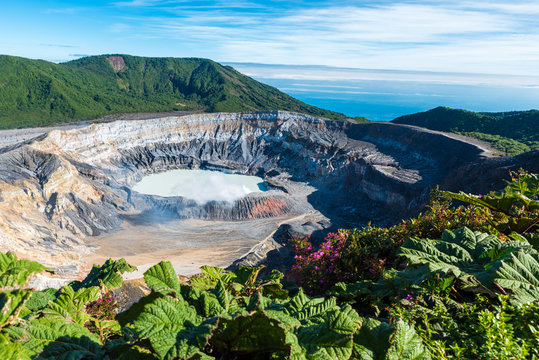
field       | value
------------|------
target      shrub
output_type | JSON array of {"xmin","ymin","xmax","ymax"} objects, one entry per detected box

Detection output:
[{"xmin": 288, "ymin": 231, "xmax": 348, "ymax": 294}]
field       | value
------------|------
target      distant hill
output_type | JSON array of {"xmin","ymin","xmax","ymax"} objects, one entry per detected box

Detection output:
[
  {"xmin": 392, "ymin": 106, "xmax": 539, "ymax": 155},
  {"xmin": 0, "ymin": 54, "xmax": 346, "ymax": 129}
]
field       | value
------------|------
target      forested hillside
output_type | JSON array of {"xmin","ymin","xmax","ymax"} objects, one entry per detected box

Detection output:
[
  {"xmin": 392, "ymin": 106, "xmax": 539, "ymax": 155},
  {"xmin": 0, "ymin": 55, "xmax": 345, "ymax": 128}
]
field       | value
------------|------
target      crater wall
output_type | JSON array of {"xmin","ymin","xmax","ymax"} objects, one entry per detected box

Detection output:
[{"xmin": 0, "ymin": 111, "xmax": 536, "ymax": 277}]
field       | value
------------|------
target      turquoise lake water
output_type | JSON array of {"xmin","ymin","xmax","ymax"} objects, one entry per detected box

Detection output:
[{"xmin": 133, "ymin": 169, "xmax": 266, "ymax": 204}]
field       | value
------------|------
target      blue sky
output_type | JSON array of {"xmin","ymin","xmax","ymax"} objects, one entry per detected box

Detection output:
[{"xmin": 2, "ymin": 0, "xmax": 539, "ymax": 76}]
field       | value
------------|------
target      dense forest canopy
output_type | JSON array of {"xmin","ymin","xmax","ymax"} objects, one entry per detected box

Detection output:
[{"xmin": 0, "ymin": 54, "xmax": 347, "ymax": 129}]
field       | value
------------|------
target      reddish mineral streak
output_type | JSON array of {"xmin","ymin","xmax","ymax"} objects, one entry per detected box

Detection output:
[{"xmin": 247, "ymin": 198, "xmax": 288, "ymax": 219}]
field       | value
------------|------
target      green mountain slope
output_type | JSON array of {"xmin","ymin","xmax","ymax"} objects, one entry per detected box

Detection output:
[
  {"xmin": 0, "ymin": 54, "xmax": 345, "ymax": 129},
  {"xmin": 392, "ymin": 106, "xmax": 539, "ymax": 155}
]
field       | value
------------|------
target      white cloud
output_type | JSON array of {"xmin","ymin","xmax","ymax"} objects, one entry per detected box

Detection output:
[
  {"xmin": 106, "ymin": 0, "xmax": 539, "ymax": 75},
  {"xmin": 227, "ymin": 62, "xmax": 539, "ymax": 88}
]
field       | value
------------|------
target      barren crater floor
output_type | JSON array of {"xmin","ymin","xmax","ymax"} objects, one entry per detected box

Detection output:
[{"xmin": 0, "ymin": 111, "xmax": 537, "ymax": 285}]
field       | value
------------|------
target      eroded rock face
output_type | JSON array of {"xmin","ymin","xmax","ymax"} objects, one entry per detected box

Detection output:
[{"xmin": 0, "ymin": 111, "xmax": 536, "ymax": 277}]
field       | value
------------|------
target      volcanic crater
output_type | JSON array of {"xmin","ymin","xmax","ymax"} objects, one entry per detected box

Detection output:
[{"xmin": 0, "ymin": 111, "xmax": 536, "ymax": 284}]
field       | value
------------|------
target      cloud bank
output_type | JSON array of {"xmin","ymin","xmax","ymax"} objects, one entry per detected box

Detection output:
[{"xmin": 108, "ymin": 0, "xmax": 539, "ymax": 75}]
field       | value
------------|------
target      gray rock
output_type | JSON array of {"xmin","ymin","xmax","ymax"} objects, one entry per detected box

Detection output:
[{"xmin": 0, "ymin": 110, "xmax": 536, "ymax": 280}]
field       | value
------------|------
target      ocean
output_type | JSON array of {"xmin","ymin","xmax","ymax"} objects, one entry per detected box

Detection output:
[{"xmin": 227, "ymin": 63, "xmax": 539, "ymax": 121}]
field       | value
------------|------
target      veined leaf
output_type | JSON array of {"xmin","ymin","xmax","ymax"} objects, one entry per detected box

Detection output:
[
  {"xmin": 385, "ymin": 319, "xmax": 431, "ymax": 360},
  {"xmin": 209, "ymin": 310, "xmax": 291, "ymax": 357},
  {"xmin": 295, "ymin": 309, "xmax": 356, "ymax": 360},
  {"xmin": 42, "ymin": 286, "xmax": 99, "ymax": 326},
  {"xmin": 441, "ymin": 191, "xmax": 527, "ymax": 214},
  {"xmin": 199, "ymin": 292, "xmax": 226, "ymax": 317},
  {"xmin": 264, "ymin": 269, "xmax": 285, "ymax": 284},
  {"xmin": 70, "ymin": 258, "xmax": 136, "ymax": 291},
  {"xmin": 494, "ymin": 250, "xmax": 539, "ymax": 302},
  {"xmin": 133, "ymin": 296, "xmax": 199, "ymax": 338},
  {"xmin": 212, "ymin": 280, "xmax": 230, "ymax": 312},
  {"xmin": 283, "ymin": 289, "xmax": 311, "ymax": 317},
  {"xmin": 0, "ymin": 252, "xmax": 50, "ymax": 290},
  {"xmin": 261, "ymin": 270, "xmax": 289, "ymax": 299},
  {"xmin": 354, "ymin": 317, "xmax": 394, "ymax": 360},
  {"xmin": 0, "ymin": 333, "xmax": 34, "ymax": 360},
  {"xmin": 117, "ymin": 292, "xmax": 164, "ymax": 327},
  {"xmin": 198, "ymin": 266, "xmax": 234, "ymax": 284},
  {"xmin": 144, "ymin": 261, "xmax": 182, "ymax": 297},
  {"xmin": 231, "ymin": 265, "xmax": 264, "ymax": 287},
  {"xmin": 25, "ymin": 288, "xmax": 56, "ymax": 311},
  {"xmin": 247, "ymin": 290, "xmax": 270, "ymax": 311},
  {"xmin": 163, "ymin": 336, "xmax": 213, "ymax": 360},
  {"xmin": 38, "ymin": 335, "xmax": 105, "ymax": 360},
  {"xmin": 398, "ymin": 227, "xmax": 527, "ymax": 286},
  {"xmin": 0, "ymin": 290, "xmax": 31, "ymax": 328},
  {"xmin": 284, "ymin": 289, "xmax": 339, "ymax": 323},
  {"xmin": 16, "ymin": 317, "xmax": 99, "ymax": 354},
  {"xmin": 133, "ymin": 296, "xmax": 200, "ymax": 358}
]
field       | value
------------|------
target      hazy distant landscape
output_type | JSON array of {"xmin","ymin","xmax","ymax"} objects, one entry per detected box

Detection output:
[{"xmin": 229, "ymin": 63, "xmax": 539, "ymax": 121}]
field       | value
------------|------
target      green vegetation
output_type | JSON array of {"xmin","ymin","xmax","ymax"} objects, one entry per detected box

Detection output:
[
  {"xmin": 291, "ymin": 171, "xmax": 539, "ymax": 359},
  {"xmin": 0, "ymin": 172, "xmax": 537, "ymax": 359},
  {"xmin": 0, "ymin": 54, "xmax": 346, "ymax": 129},
  {"xmin": 392, "ymin": 106, "xmax": 539, "ymax": 155}
]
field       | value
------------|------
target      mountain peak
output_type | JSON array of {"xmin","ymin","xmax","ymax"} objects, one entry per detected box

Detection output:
[{"xmin": 0, "ymin": 55, "xmax": 345, "ymax": 129}]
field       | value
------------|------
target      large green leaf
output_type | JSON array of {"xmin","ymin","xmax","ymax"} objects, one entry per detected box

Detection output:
[
  {"xmin": 246, "ymin": 290, "xmax": 270, "ymax": 311},
  {"xmin": 42, "ymin": 286, "xmax": 99, "ymax": 326},
  {"xmin": 181, "ymin": 285, "xmax": 230, "ymax": 318},
  {"xmin": 0, "ymin": 333, "xmax": 34, "ymax": 360},
  {"xmin": 231, "ymin": 265, "xmax": 264, "ymax": 287},
  {"xmin": 441, "ymin": 174, "xmax": 539, "ymax": 234},
  {"xmin": 494, "ymin": 250, "xmax": 539, "ymax": 302},
  {"xmin": 274, "ymin": 290, "xmax": 360, "ymax": 359},
  {"xmin": 398, "ymin": 227, "xmax": 527, "ymax": 285},
  {"xmin": 505, "ymin": 173, "xmax": 539, "ymax": 199},
  {"xmin": 442, "ymin": 191, "xmax": 529, "ymax": 214},
  {"xmin": 261, "ymin": 269, "xmax": 289, "ymax": 299},
  {"xmin": 25, "ymin": 288, "xmax": 57, "ymax": 311},
  {"xmin": 0, "ymin": 252, "xmax": 50, "ymax": 290},
  {"xmin": 189, "ymin": 266, "xmax": 234, "ymax": 291},
  {"xmin": 385, "ymin": 319, "xmax": 431, "ymax": 360},
  {"xmin": 212, "ymin": 280, "xmax": 230, "ymax": 312},
  {"xmin": 38, "ymin": 335, "xmax": 105, "ymax": 360},
  {"xmin": 132, "ymin": 296, "xmax": 200, "ymax": 359},
  {"xmin": 295, "ymin": 309, "xmax": 357, "ymax": 360},
  {"xmin": 284, "ymin": 289, "xmax": 339, "ymax": 322},
  {"xmin": 144, "ymin": 261, "xmax": 182, "ymax": 297},
  {"xmin": 15, "ymin": 317, "xmax": 99, "ymax": 354},
  {"xmin": 0, "ymin": 290, "xmax": 31, "ymax": 328},
  {"xmin": 164, "ymin": 325, "xmax": 216, "ymax": 360},
  {"xmin": 110, "ymin": 343, "xmax": 160, "ymax": 360},
  {"xmin": 70, "ymin": 258, "xmax": 136, "ymax": 291},
  {"xmin": 133, "ymin": 296, "xmax": 199, "ymax": 338},
  {"xmin": 354, "ymin": 317, "xmax": 394, "ymax": 360},
  {"xmin": 117, "ymin": 292, "xmax": 164, "ymax": 327},
  {"xmin": 209, "ymin": 310, "xmax": 291, "ymax": 357}
]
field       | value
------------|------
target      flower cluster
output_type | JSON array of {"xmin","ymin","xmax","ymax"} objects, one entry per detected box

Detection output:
[
  {"xmin": 288, "ymin": 230, "xmax": 349, "ymax": 294},
  {"xmin": 86, "ymin": 292, "xmax": 118, "ymax": 320}
]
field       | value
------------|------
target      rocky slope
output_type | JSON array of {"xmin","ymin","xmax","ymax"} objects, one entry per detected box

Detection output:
[{"xmin": 0, "ymin": 111, "xmax": 537, "ymax": 279}]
